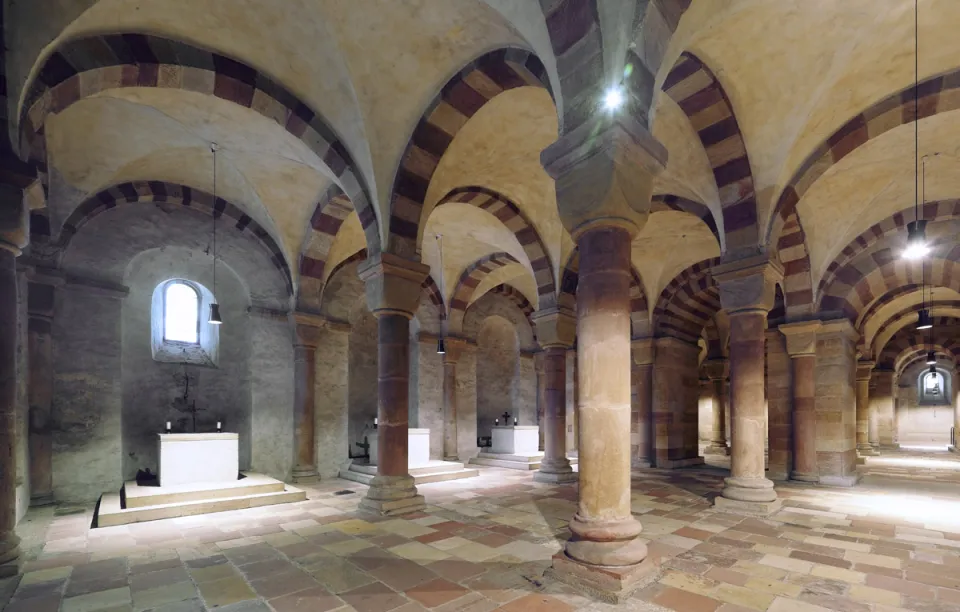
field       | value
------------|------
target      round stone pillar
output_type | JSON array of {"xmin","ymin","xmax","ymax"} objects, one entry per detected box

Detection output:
[
  {"xmin": 856, "ymin": 360, "xmax": 878, "ymax": 458},
  {"xmin": 357, "ymin": 253, "xmax": 430, "ymax": 516},
  {"xmin": 532, "ymin": 309, "xmax": 576, "ymax": 483},
  {"xmin": 27, "ymin": 271, "xmax": 61, "ymax": 506},
  {"xmin": 779, "ymin": 320, "xmax": 821, "ymax": 482},
  {"xmin": 0, "ymin": 246, "xmax": 21, "ymax": 577},
  {"xmin": 713, "ymin": 256, "xmax": 783, "ymax": 516},
  {"xmin": 631, "ymin": 339, "xmax": 655, "ymax": 468},
  {"xmin": 292, "ymin": 315, "xmax": 323, "ymax": 483},
  {"xmin": 702, "ymin": 359, "xmax": 730, "ymax": 456}
]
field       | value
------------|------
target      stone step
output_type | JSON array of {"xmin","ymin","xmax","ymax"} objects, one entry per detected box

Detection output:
[
  {"xmin": 339, "ymin": 461, "xmax": 478, "ymax": 486},
  {"xmin": 124, "ymin": 472, "xmax": 284, "ymax": 508},
  {"xmin": 96, "ymin": 485, "xmax": 306, "ymax": 527},
  {"xmin": 470, "ymin": 453, "xmax": 579, "ymax": 471},
  {"xmin": 349, "ymin": 460, "xmax": 468, "ymax": 477}
]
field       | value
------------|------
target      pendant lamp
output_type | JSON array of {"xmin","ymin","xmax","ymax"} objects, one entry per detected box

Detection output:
[{"xmin": 209, "ymin": 143, "xmax": 223, "ymax": 325}]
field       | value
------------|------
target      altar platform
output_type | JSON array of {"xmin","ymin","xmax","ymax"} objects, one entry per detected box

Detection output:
[
  {"xmin": 469, "ymin": 425, "xmax": 579, "ymax": 471},
  {"xmin": 95, "ymin": 472, "xmax": 306, "ymax": 527},
  {"xmin": 339, "ymin": 428, "xmax": 478, "ymax": 485}
]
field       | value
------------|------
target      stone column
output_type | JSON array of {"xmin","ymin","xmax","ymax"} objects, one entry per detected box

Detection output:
[
  {"xmin": 815, "ymin": 320, "xmax": 860, "ymax": 486},
  {"xmin": 713, "ymin": 256, "xmax": 783, "ymax": 515},
  {"xmin": 26, "ymin": 270, "xmax": 62, "ymax": 506},
  {"xmin": 702, "ymin": 359, "xmax": 729, "ymax": 455},
  {"xmin": 868, "ymin": 378, "xmax": 880, "ymax": 450},
  {"xmin": 951, "ymin": 370, "xmax": 960, "ymax": 453},
  {"xmin": 632, "ymin": 339, "xmax": 655, "ymax": 467},
  {"xmin": 779, "ymin": 320, "xmax": 820, "ymax": 482},
  {"xmin": 532, "ymin": 309, "xmax": 577, "ymax": 484},
  {"xmin": 535, "ymin": 352, "xmax": 546, "ymax": 451},
  {"xmin": 0, "ymin": 187, "xmax": 28, "ymax": 577},
  {"xmin": 441, "ymin": 338, "xmax": 465, "ymax": 461},
  {"xmin": 358, "ymin": 253, "xmax": 430, "ymax": 516},
  {"xmin": 291, "ymin": 314, "xmax": 323, "ymax": 482},
  {"xmin": 542, "ymin": 114, "xmax": 666, "ymax": 601},
  {"xmin": 871, "ymin": 369, "xmax": 897, "ymax": 449},
  {"xmin": 856, "ymin": 360, "xmax": 878, "ymax": 459}
]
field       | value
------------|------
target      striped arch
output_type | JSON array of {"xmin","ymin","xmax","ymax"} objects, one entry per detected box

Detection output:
[
  {"xmin": 819, "ymin": 246, "xmax": 960, "ymax": 320},
  {"xmin": 447, "ymin": 252, "xmax": 521, "ymax": 334},
  {"xmin": 897, "ymin": 350, "xmax": 958, "ymax": 379},
  {"xmin": 434, "ymin": 186, "xmax": 556, "ymax": 308},
  {"xmin": 876, "ymin": 322, "xmax": 960, "ymax": 373},
  {"xmin": 298, "ymin": 184, "xmax": 362, "ymax": 309},
  {"xmin": 766, "ymin": 68, "xmax": 960, "ymax": 248},
  {"xmin": 777, "ymin": 208, "xmax": 814, "ymax": 318},
  {"xmin": 59, "ymin": 180, "xmax": 292, "ymax": 294},
  {"xmin": 662, "ymin": 53, "xmax": 759, "ymax": 251},
  {"xmin": 557, "ymin": 247, "xmax": 649, "ymax": 335},
  {"xmin": 653, "ymin": 257, "xmax": 722, "ymax": 344},
  {"xmin": 488, "ymin": 284, "xmax": 534, "ymax": 320},
  {"xmin": 819, "ymin": 201, "xmax": 960, "ymax": 299},
  {"xmin": 421, "ymin": 274, "xmax": 445, "ymax": 321},
  {"xmin": 388, "ymin": 48, "xmax": 552, "ymax": 257},
  {"xmin": 867, "ymin": 300, "xmax": 960, "ymax": 358},
  {"xmin": 21, "ymin": 33, "xmax": 380, "ymax": 254},
  {"xmin": 651, "ymin": 194, "xmax": 721, "ymax": 246}
]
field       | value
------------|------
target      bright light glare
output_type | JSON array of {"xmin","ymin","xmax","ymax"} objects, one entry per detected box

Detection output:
[
  {"xmin": 603, "ymin": 86, "xmax": 624, "ymax": 111},
  {"xmin": 903, "ymin": 241, "xmax": 930, "ymax": 260},
  {"xmin": 164, "ymin": 282, "xmax": 199, "ymax": 342}
]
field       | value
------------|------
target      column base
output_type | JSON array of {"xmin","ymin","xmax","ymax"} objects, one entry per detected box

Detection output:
[
  {"xmin": 30, "ymin": 492, "xmax": 55, "ymax": 507},
  {"xmin": 292, "ymin": 468, "xmax": 320, "ymax": 484},
  {"xmin": 720, "ymin": 476, "xmax": 777, "ymax": 502},
  {"xmin": 950, "ymin": 445, "xmax": 960, "ymax": 454},
  {"xmin": 818, "ymin": 473, "xmax": 861, "ymax": 487},
  {"xmin": 631, "ymin": 459, "xmax": 652, "ymax": 469},
  {"xmin": 0, "ymin": 534, "xmax": 21, "ymax": 578},
  {"xmin": 713, "ymin": 496, "xmax": 783, "ymax": 516},
  {"xmin": 656, "ymin": 456, "xmax": 705, "ymax": 469},
  {"xmin": 703, "ymin": 443, "xmax": 730, "ymax": 456},
  {"xmin": 856, "ymin": 445, "xmax": 879, "ymax": 457},
  {"xmin": 790, "ymin": 471, "xmax": 819, "ymax": 483},
  {"xmin": 443, "ymin": 455, "xmax": 460, "ymax": 462},
  {"xmin": 880, "ymin": 443, "xmax": 900, "ymax": 450},
  {"xmin": 359, "ymin": 475, "xmax": 425, "ymax": 516},
  {"xmin": 546, "ymin": 552, "xmax": 660, "ymax": 604},
  {"xmin": 766, "ymin": 469, "xmax": 788, "ymax": 482},
  {"xmin": 534, "ymin": 470, "xmax": 578, "ymax": 484}
]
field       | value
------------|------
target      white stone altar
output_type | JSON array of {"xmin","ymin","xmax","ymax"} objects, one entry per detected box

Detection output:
[
  {"xmin": 491, "ymin": 425, "xmax": 539, "ymax": 455},
  {"xmin": 368, "ymin": 428, "xmax": 431, "ymax": 467},
  {"xmin": 158, "ymin": 433, "xmax": 239, "ymax": 487}
]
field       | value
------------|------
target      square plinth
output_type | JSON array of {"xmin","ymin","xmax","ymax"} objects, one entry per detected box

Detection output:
[
  {"xmin": 491, "ymin": 426, "xmax": 539, "ymax": 454},
  {"xmin": 713, "ymin": 496, "xmax": 783, "ymax": 516},
  {"xmin": 546, "ymin": 552, "xmax": 660, "ymax": 604},
  {"xmin": 158, "ymin": 433, "xmax": 239, "ymax": 488},
  {"xmin": 368, "ymin": 428, "xmax": 430, "ymax": 468}
]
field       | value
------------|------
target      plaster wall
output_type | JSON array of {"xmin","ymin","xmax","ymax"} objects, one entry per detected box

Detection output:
[
  {"xmin": 247, "ymin": 312, "xmax": 294, "ymax": 481},
  {"xmin": 652, "ymin": 338, "xmax": 700, "ymax": 467},
  {"xmin": 52, "ymin": 284, "xmax": 124, "ymax": 502},
  {"xmin": 476, "ymin": 316, "xmax": 519, "ymax": 440},
  {"xmin": 765, "ymin": 331, "xmax": 793, "ymax": 481},
  {"xmin": 315, "ymin": 326, "xmax": 350, "ymax": 478},
  {"xmin": 120, "ymin": 252, "xmax": 252, "ymax": 481},
  {"xmin": 15, "ymin": 269, "xmax": 29, "ymax": 523},
  {"xmin": 412, "ymin": 338, "xmax": 443, "ymax": 460},
  {"xmin": 516, "ymin": 354, "xmax": 537, "ymax": 428},
  {"xmin": 457, "ymin": 348, "xmax": 478, "ymax": 459},
  {"xmin": 814, "ymin": 325, "xmax": 858, "ymax": 486}
]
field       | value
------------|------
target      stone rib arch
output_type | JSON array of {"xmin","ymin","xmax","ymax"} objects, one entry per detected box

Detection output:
[
  {"xmin": 867, "ymin": 300, "xmax": 960, "ymax": 359},
  {"xmin": 21, "ymin": 32, "xmax": 381, "ymax": 255},
  {"xmin": 661, "ymin": 52, "xmax": 759, "ymax": 253},
  {"xmin": 387, "ymin": 47, "xmax": 553, "ymax": 258},
  {"xmin": 57, "ymin": 180, "xmax": 292, "ymax": 295},
  {"xmin": 776, "ymin": 208, "xmax": 814, "ymax": 318},
  {"xmin": 877, "ymin": 322, "xmax": 960, "ymax": 374},
  {"xmin": 651, "ymin": 193, "xmax": 721, "ymax": 247},
  {"xmin": 462, "ymin": 288, "xmax": 537, "ymax": 353},
  {"xmin": 447, "ymin": 252, "xmax": 521, "ymax": 335},
  {"xmin": 431, "ymin": 186, "xmax": 556, "ymax": 309},
  {"xmin": 765, "ymin": 68, "xmax": 960, "ymax": 249},
  {"xmin": 421, "ymin": 274, "xmax": 445, "ymax": 322},
  {"xmin": 653, "ymin": 257, "xmax": 722, "ymax": 345}
]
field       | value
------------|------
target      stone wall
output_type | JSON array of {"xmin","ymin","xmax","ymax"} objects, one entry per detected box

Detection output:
[
  {"xmin": 896, "ymin": 362, "xmax": 954, "ymax": 445},
  {"xmin": 247, "ymin": 311, "xmax": 294, "ymax": 481},
  {"xmin": 765, "ymin": 330, "xmax": 792, "ymax": 480},
  {"xmin": 14, "ymin": 269, "xmax": 28, "ymax": 522},
  {"xmin": 566, "ymin": 349, "xmax": 577, "ymax": 452},
  {"xmin": 457, "ymin": 347, "xmax": 479, "ymax": 459},
  {"xmin": 52, "ymin": 282, "xmax": 124, "ymax": 502},
  {"xmin": 516, "ymin": 353, "xmax": 537, "ymax": 427},
  {"xmin": 871, "ymin": 370, "xmax": 896, "ymax": 447},
  {"xmin": 412, "ymin": 337, "xmax": 443, "ymax": 459},
  {"xmin": 476, "ymin": 316, "xmax": 519, "ymax": 439},
  {"xmin": 121, "ymin": 250, "xmax": 252, "ymax": 481},
  {"xmin": 814, "ymin": 321, "xmax": 858, "ymax": 486},
  {"xmin": 315, "ymin": 325, "xmax": 350, "ymax": 478},
  {"xmin": 652, "ymin": 337, "xmax": 700, "ymax": 467}
]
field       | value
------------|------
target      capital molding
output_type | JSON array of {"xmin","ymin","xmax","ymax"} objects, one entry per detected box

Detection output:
[
  {"xmin": 358, "ymin": 252, "xmax": 430, "ymax": 318},
  {"xmin": 541, "ymin": 113, "xmax": 667, "ymax": 239},
  {"xmin": 654, "ymin": 334, "xmax": 700, "ymax": 353},
  {"xmin": 290, "ymin": 311, "xmax": 350, "ymax": 335},
  {"xmin": 712, "ymin": 254, "xmax": 784, "ymax": 315},
  {"xmin": 818, "ymin": 318, "xmax": 859, "ymax": 343},
  {"xmin": 0, "ymin": 183, "xmax": 29, "ymax": 256},
  {"xmin": 531, "ymin": 307, "xmax": 576, "ymax": 349},
  {"xmin": 856, "ymin": 360, "xmax": 876, "ymax": 382},
  {"xmin": 631, "ymin": 337, "xmax": 656, "ymax": 366},
  {"xmin": 779, "ymin": 319, "xmax": 822, "ymax": 357},
  {"xmin": 702, "ymin": 358, "xmax": 729, "ymax": 380}
]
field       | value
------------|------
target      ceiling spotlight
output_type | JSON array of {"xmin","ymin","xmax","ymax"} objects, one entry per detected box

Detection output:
[
  {"xmin": 209, "ymin": 303, "xmax": 223, "ymax": 325},
  {"xmin": 903, "ymin": 220, "xmax": 930, "ymax": 260},
  {"xmin": 603, "ymin": 86, "xmax": 625, "ymax": 111},
  {"xmin": 926, "ymin": 350, "xmax": 936, "ymax": 365},
  {"xmin": 929, "ymin": 364, "xmax": 937, "ymax": 375},
  {"xmin": 916, "ymin": 308, "xmax": 933, "ymax": 330},
  {"xmin": 437, "ymin": 336, "xmax": 446, "ymax": 355}
]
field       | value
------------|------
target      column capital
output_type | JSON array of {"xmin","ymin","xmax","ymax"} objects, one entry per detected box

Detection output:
[
  {"xmin": 631, "ymin": 337, "xmax": 656, "ymax": 366},
  {"xmin": 872, "ymin": 368, "xmax": 895, "ymax": 384},
  {"xmin": 292, "ymin": 312, "xmax": 350, "ymax": 346},
  {"xmin": 442, "ymin": 336, "xmax": 469, "ymax": 364},
  {"xmin": 713, "ymin": 255, "xmax": 784, "ymax": 315},
  {"xmin": 779, "ymin": 319, "xmax": 822, "ymax": 357},
  {"xmin": 856, "ymin": 360, "xmax": 876, "ymax": 382},
  {"xmin": 541, "ymin": 114, "xmax": 666, "ymax": 240},
  {"xmin": 702, "ymin": 358, "xmax": 729, "ymax": 380},
  {"xmin": 655, "ymin": 335, "xmax": 699, "ymax": 353},
  {"xmin": 359, "ymin": 252, "xmax": 430, "ymax": 318},
  {"xmin": 531, "ymin": 307, "xmax": 576, "ymax": 349},
  {"xmin": 818, "ymin": 318, "xmax": 859, "ymax": 343}
]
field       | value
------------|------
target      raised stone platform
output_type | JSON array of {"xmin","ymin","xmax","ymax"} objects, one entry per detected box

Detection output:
[
  {"xmin": 96, "ymin": 472, "xmax": 305, "ymax": 527},
  {"xmin": 469, "ymin": 452, "xmax": 580, "ymax": 471},
  {"xmin": 339, "ymin": 460, "xmax": 478, "ymax": 485}
]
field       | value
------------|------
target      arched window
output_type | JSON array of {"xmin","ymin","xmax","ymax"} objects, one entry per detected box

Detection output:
[
  {"xmin": 918, "ymin": 367, "xmax": 951, "ymax": 406},
  {"xmin": 163, "ymin": 281, "xmax": 200, "ymax": 344},
  {"xmin": 152, "ymin": 279, "xmax": 219, "ymax": 366}
]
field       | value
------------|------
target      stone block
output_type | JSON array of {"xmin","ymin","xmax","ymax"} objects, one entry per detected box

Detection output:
[
  {"xmin": 713, "ymin": 496, "xmax": 783, "ymax": 516},
  {"xmin": 545, "ymin": 552, "xmax": 660, "ymax": 604},
  {"xmin": 358, "ymin": 494, "xmax": 426, "ymax": 517}
]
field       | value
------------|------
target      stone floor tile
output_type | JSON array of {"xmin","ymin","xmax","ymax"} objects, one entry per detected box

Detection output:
[
  {"xmin": 268, "ymin": 585, "xmax": 344, "ymax": 612},
  {"xmin": 495, "ymin": 592, "xmax": 575, "ymax": 612},
  {"xmin": 390, "ymin": 540, "xmax": 453, "ymax": 562},
  {"xmin": 653, "ymin": 585, "xmax": 722, "ymax": 612},
  {"xmin": 308, "ymin": 556, "xmax": 376, "ymax": 593},
  {"xmin": 340, "ymin": 581, "xmax": 410, "ymax": 612},
  {"xmin": 62, "ymin": 586, "xmax": 132, "ymax": 612},
  {"xmin": 433, "ymin": 591, "xmax": 499, "ymax": 612},
  {"xmin": 766, "ymin": 597, "xmax": 835, "ymax": 611},
  {"xmin": 249, "ymin": 567, "xmax": 318, "ymax": 599},
  {"xmin": 5, "ymin": 593, "xmax": 62, "ymax": 612},
  {"xmin": 368, "ymin": 558, "xmax": 438, "ymax": 591},
  {"xmin": 848, "ymin": 583, "xmax": 902, "ymax": 606},
  {"xmin": 426, "ymin": 559, "xmax": 488, "ymax": 583},
  {"xmin": 196, "ymin": 575, "xmax": 258, "ymax": 607},
  {"xmin": 406, "ymin": 577, "xmax": 471, "ymax": 608},
  {"xmin": 19, "ymin": 565, "xmax": 72, "ymax": 585},
  {"xmin": 131, "ymin": 581, "xmax": 198, "ymax": 611}
]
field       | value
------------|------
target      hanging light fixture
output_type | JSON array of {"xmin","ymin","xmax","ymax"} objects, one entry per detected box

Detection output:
[
  {"xmin": 929, "ymin": 363, "xmax": 937, "ymax": 376},
  {"xmin": 904, "ymin": 0, "xmax": 930, "ymax": 261},
  {"xmin": 916, "ymin": 308, "xmax": 932, "ymax": 330},
  {"xmin": 436, "ymin": 233, "xmax": 445, "ymax": 354},
  {"xmin": 926, "ymin": 350, "xmax": 937, "ymax": 365},
  {"xmin": 209, "ymin": 142, "xmax": 223, "ymax": 325}
]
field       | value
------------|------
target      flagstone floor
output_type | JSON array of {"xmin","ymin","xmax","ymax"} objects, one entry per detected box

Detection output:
[{"xmin": 3, "ymin": 448, "xmax": 960, "ymax": 612}]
